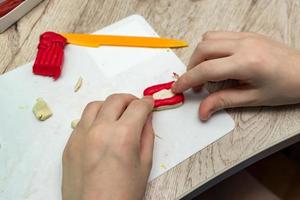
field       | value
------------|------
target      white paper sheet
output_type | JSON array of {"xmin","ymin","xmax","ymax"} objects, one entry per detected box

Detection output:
[{"xmin": 0, "ymin": 15, "xmax": 235, "ymax": 200}]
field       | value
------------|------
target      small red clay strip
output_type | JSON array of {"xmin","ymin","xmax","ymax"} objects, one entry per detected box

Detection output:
[
  {"xmin": 143, "ymin": 81, "xmax": 184, "ymax": 109},
  {"xmin": 143, "ymin": 81, "xmax": 174, "ymax": 95},
  {"xmin": 33, "ymin": 32, "xmax": 67, "ymax": 80}
]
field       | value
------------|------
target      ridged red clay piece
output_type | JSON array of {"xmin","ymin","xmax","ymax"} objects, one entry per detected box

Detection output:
[{"xmin": 33, "ymin": 32, "xmax": 67, "ymax": 80}]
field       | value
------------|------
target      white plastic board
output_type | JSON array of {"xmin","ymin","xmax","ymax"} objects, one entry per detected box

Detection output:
[{"xmin": 0, "ymin": 15, "xmax": 235, "ymax": 200}]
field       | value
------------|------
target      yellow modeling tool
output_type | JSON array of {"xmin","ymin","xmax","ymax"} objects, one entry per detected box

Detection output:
[{"xmin": 60, "ymin": 33, "xmax": 188, "ymax": 48}]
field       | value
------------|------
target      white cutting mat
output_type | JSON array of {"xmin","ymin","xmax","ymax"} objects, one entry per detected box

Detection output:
[{"xmin": 0, "ymin": 15, "xmax": 235, "ymax": 200}]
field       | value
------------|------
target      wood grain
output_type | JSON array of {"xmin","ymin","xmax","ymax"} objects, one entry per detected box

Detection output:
[{"xmin": 1, "ymin": 0, "xmax": 300, "ymax": 199}]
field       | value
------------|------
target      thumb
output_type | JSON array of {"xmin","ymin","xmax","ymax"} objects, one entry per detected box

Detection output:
[{"xmin": 199, "ymin": 89, "xmax": 258, "ymax": 121}]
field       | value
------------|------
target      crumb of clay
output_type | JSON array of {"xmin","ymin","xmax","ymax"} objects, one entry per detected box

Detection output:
[
  {"xmin": 32, "ymin": 98, "xmax": 52, "ymax": 121},
  {"xmin": 74, "ymin": 77, "xmax": 83, "ymax": 92},
  {"xmin": 160, "ymin": 163, "xmax": 167, "ymax": 170},
  {"xmin": 71, "ymin": 119, "xmax": 80, "ymax": 129},
  {"xmin": 155, "ymin": 134, "xmax": 162, "ymax": 139}
]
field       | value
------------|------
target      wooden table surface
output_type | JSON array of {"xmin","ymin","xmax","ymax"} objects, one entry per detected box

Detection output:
[{"xmin": 2, "ymin": 0, "xmax": 300, "ymax": 199}]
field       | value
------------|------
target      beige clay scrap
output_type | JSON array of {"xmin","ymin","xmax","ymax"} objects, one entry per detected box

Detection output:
[
  {"xmin": 71, "ymin": 119, "xmax": 80, "ymax": 129},
  {"xmin": 32, "ymin": 98, "xmax": 53, "ymax": 121},
  {"xmin": 74, "ymin": 77, "xmax": 83, "ymax": 92},
  {"xmin": 152, "ymin": 89, "xmax": 174, "ymax": 99}
]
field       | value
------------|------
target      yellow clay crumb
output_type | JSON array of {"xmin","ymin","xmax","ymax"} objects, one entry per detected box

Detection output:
[
  {"xmin": 155, "ymin": 134, "xmax": 162, "ymax": 139},
  {"xmin": 32, "ymin": 98, "xmax": 52, "ymax": 121},
  {"xmin": 74, "ymin": 77, "xmax": 83, "ymax": 92},
  {"xmin": 71, "ymin": 119, "xmax": 80, "ymax": 129},
  {"xmin": 160, "ymin": 163, "xmax": 167, "ymax": 170}
]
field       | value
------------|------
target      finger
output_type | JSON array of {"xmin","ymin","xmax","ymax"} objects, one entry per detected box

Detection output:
[
  {"xmin": 173, "ymin": 57, "xmax": 243, "ymax": 93},
  {"xmin": 192, "ymin": 85, "xmax": 204, "ymax": 93},
  {"xmin": 119, "ymin": 97, "xmax": 154, "ymax": 138},
  {"xmin": 80, "ymin": 101, "xmax": 103, "ymax": 129},
  {"xmin": 140, "ymin": 115, "xmax": 154, "ymax": 167},
  {"xmin": 199, "ymin": 88, "xmax": 259, "ymax": 121},
  {"xmin": 202, "ymin": 31, "xmax": 256, "ymax": 41},
  {"xmin": 188, "ymin": 40, "xmax": 237, "ymax": 70},
  {"xmin": 96, "ymin": 94, "xmax": 137, "ymax": 122}
]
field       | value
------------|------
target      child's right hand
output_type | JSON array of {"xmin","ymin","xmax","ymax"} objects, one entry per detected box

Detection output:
[{"xmin": 172, "ymin": 32, "xmax": 300, "ymax": 120}]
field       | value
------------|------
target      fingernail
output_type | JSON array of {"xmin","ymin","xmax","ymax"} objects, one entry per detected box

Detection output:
[
  {"xmin": 201, "ymin": 113, "xmax": 211, "ymax": 121},
  {"xmin": 207, "ymin": 112, "xmax": 212, "ymax": 119},
  {"xmin": 207, "ymin": 108, "xmax": 216, "ymax": 119},
  {"xmin": 200, "ymin": 115, "xmax": 208, "ymax": 122},
  {"xmin": 208, "ymin": 108, "xmax": 216, "ymax": 118}
]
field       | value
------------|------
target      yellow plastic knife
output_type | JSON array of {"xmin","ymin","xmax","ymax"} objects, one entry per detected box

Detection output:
[{"xmin": 60, "ymin": 33, "xmax": 188, "ymax": 48}]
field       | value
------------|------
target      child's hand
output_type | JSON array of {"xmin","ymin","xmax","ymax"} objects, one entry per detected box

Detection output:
[
  {"xmin": 172, "ymin": 31, "xmax": 300, "ymax": 120},
  {"xmin": 62, "ymin": 94, "xmax": 154, "ymax": 200}
]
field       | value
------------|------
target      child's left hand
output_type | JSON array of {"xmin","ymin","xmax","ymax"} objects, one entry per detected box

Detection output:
[{"xmin": 62, "ymin": 94, "xmax": 154, "ymax": 200}]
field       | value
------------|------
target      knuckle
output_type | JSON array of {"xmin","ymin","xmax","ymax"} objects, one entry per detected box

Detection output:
[
  {"xmin": 239, "ymin": 38, "xmax": 268, "ymax": 66},
  {"xmin": 202, "ymin": 31, "xmax": 214, "ymax": 40},
  {"xmin": 107, "ymin": 93, "xmax": 136, "ymax": 102},
  {"xmin": 131, "ymin": 99, "xmax": 152, "ymax": 111},
  {"xmin": 118, "ymin": 133, "xmax": 134, "ymax": 148},
  {"xmin": 116, "ymin": 124, "xmax": 133, "ymax": 135},
  {"xmin": 216, "ymin": 94, "xmax": 231, "ymax": 109},
  {"xmin": 241, "ymin": 37, "xmax": 261, "ymax": 48},
  {"xmin": 85, "ymin": 101, "xmax": 101, "ymax": 112},
  {"xmin": 85, "ymin": 125, "xmax": 110, "ymax": 150},
  {"xmin": 244, "ymin": 52, "xmax": 267, "ymax": 68},
  {"xmin": 90, "ymin": 123, "xmax": 109, "ymax": 137},
  {"xmin": 106, "ymin": 93, "xmax": 121, "ymax": 101},
  {"xmin": 196, "ymin": 41, "xmax": 208, "ymax": 51}
]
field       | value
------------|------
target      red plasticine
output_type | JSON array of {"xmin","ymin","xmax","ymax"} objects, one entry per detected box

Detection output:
[
  {"xmin": 33, "ymin": 32, "xmax": 67, "ymax": 80},
  {"xmin": 143, "ymin": 81, "xmax": 184, "ymax": 108}
]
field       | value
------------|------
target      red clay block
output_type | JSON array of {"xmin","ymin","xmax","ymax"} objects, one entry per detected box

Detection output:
[{"xmin": 33, "ymin": 32, "xmax": 67, "ymax": 80}]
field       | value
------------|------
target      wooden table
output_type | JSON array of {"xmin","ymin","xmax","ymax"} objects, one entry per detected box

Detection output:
[{"xmin": 1, "ymin": 0, "xmax": 300, "ymax": 199}]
